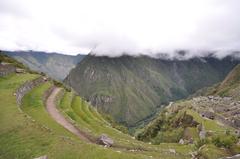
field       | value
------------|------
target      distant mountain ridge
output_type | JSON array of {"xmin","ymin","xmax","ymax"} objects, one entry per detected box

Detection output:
[
  {"xmin": 64, "ymin": 54, "xmax": 239, "ymax": 126},
  {"xmin": 4, "ymin": 51, "xmax": 85, "ymax": 80}
]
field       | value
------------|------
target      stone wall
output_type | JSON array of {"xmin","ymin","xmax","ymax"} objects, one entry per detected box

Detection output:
[
  {"xmin": 16, "ymin": 77, "xmax": 47, "ymax": 106},
  {"xmin": 43, "ymin": 86, "xmax": 55, "ymax": 103},
  {"xmin": 0, "ymin": 64, "xmax": 16, "ymax": 77}
]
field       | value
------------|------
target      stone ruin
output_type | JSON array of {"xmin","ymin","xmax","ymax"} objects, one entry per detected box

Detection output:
[
  {"xmin": 192, "ymin": 96, "xmax": 240, "ymax": 129},
  {"xmin": 0, "ymin": 63, "xmax": 16, "ymax": 77},
  {"xmin": 16, "ymin": 77, "xmax": 48, "ymax": 106}
]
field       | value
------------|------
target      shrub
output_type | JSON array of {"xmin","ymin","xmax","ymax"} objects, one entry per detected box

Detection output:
[
  {"xmin": 194, "ymin": 139, "xmax": 209, "ymax": 149},
  {"xmin": 212, "ymin": 134, "xmax": 237, "ymax": 148},
  {"xmin": 152, "ymin": 128, "xmax": 184, "ymax": 144},
  {"xmin": 52, "ymin": 80, "xmax": 71, "ymax": 92}
]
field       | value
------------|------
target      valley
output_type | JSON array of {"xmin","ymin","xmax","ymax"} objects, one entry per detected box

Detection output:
[
  {"xmin": 1, "ymin": 52, "xmax": 240, "ymax": 159},
  {"xmin": 65, "ymin": 54, "xmax": 239, "ymax": 126},
  {"xmin": 1, "ymin": 0, "xmax": 240, "ymax": 158},
  {"xmin": 0, "ymin": 53, "xmax": 192, "ymax": 159}
]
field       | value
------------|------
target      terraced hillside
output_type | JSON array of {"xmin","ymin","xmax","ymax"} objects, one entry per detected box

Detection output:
[
  {"xmin": 137, "ymin": 64, "xmax": 240, "ymax": 159},
  {"xmin": 57, "ymin": 89, "xmax": 193, "ymax": 155},
  {"xmin": 0, "ymin": 74, "xmax": 166, "ymax": 159},
  {"xmin": 2, "ymin": 53, "xmax": 240, "ymax": 158},
  {"xmin": 0, "ymin": 56, "xmax": 193, "ymax": 158},
  {"xmin": 136, "ymin": 100, "xmax": 240, "ymax": 158}
]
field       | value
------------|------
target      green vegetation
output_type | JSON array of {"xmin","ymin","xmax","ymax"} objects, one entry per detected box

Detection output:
[
  {"xmin": 53, "ymin": 79, "xmax": 71, "ymax": 91},
  {"xmin": 136, "ymin": 110, "xmax": 198, "ymax": 143},
  {"xmin": 136, "ymin": 99, "xmax": 240, "ymax": 158},
  {"xmin": 0, "ymin": 73, "xmax": 195, "ymax": 158},
  {"xmin": 101, "ymin": 113, "xmax": 128, "ymax": 134},
  {"xmin": 1, "ymin": 54, "xmax": 239, "ymax": 159},
  {"xmin": 59, "ymin": 91, "xmax": 150, "ymax": 147},
  {"xmin": 197, "ymin": 144, "xmax": 230, "ymax": 159},
  {"xmin": 21, "ymin": 82, "xmax": 75, "ymax": 138},
  {"xmin": 58, "ymin": 90, "xmax": 195, "ymax": 158},
  {"xmin": 0, "ymin": 74, "xmax": 150, "ymax": 159},
  {"xmin": 65, "ymin": 54, "xmax": 238, "ymax": 126},
  {"xmin": 207, "ymin": 64, "xmax": 240, "ymax": 100},
  {"xmin": 212, "ymin": 134, "xmax": 237, "ymax": 148}
]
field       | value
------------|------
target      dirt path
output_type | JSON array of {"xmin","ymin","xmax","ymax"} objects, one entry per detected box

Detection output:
[
  {"xmin": 45, "ymin": 87, "xmax": 150, "ymax": 152},
  {"xmin": 45, "ymin": 87, "xmax": 92, "ymax": 143}
]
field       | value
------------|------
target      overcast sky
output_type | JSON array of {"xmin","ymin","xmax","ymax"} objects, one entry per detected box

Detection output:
[{"xmin": 0, "ymin": 0, "xmax": 240, "ymax": 58}]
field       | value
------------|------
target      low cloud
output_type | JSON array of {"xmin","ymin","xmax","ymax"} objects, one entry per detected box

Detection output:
[{"xmin": 0, "ymin": 0, "xmax": 240, "ymax": 58}]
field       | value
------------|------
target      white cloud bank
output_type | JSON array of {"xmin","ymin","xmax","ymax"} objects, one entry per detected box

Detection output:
[{"xmin": 0, "ymin": 0, "xmax": 240, "ymax": 58}]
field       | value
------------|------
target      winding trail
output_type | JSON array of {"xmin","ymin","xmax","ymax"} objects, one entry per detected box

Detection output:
[
  {"xmin": 45, "ymin": 87, "xmax": 92, "ymax": 143},
  {"xmin": 45, "ymin": 87, "xmax": 150, "ymax": 152}
]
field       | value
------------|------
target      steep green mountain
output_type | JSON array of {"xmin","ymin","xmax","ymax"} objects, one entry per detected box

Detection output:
[
  {"xmin": 64, "ymin": 54, "xmax": 239, "ymax": 126},
  {"xmin": 193, "ymin": 64, "xmax": 240, "ymax": 99},
  {"xmin": 208, "ymin": 64, "xmax": 240, "ymax": 99},
  {"xmin": 4, "ymin": 51, "xmax": 85, "ymax": 80}
]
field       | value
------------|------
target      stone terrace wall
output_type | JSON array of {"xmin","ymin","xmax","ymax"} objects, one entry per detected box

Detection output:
[
  {"xmin": 0, "ymin": 64, "xmax": 16, "ymax": 77},
  {"xmin": 43, "ymin": 86, "xmax": 55, "ymax": 103},
  {"xmin": 16, "ymin": 77, "xmax": 46, "ymax": 106}
]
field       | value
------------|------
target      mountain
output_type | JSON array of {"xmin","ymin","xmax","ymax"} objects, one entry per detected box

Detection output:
[
  {"xmin": 211, "ymin": 64, "xmax": 240, "ymax": 100},
  {"xmin": 4, "ymin": 51, "xmax": 85, "ymax": 80},
  {"xmin": 2, "ymin": 52, "xmax": 240, "ymax": 159},
  {"xmin": 64, "ymin": 54, "xmax": 239, "ymax": 126}
]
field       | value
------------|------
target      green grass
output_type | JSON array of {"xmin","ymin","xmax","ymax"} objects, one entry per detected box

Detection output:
[
  {"xmin": 0, "ymin": 73, "xmax": 195, "ymax": 158},
  {"xmin": 198, "ymin": 144, "xmax": 230, "ymax": 159},
  {"xmin": 0, "ymin": 74, "xmax": 158, "ymax": 159},
  {"xmin": 21, "ymin": 82, "xmax": 75, "ymax": 138},
  {"xmin": 184, "ymin": 127, "xmax": 199, "ymax": 140}
]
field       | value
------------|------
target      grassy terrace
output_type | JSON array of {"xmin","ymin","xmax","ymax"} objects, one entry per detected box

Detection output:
[
  {"xmin": 186, "ymin": 109, "xmax": 235, "ymax": 134},
  {"xmin": 0, "ymin": 74, "xmax": 147, "ymax": 159},
  {"xmin": 0, "ymin": 73, "xmax": 193, "ymax": 159},
  {"xmin": 59, "ymin": 90, "xmax": 194, "ymax": 158}
]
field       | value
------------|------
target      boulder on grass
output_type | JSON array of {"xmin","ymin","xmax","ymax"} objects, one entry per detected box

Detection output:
[
  {"xmin": 34, "ymin": 155, "xmax": 48, "ymax": 159},
  {"xmin": 97, "ymin": 134, "xmax": 114, "ymax": 147}
]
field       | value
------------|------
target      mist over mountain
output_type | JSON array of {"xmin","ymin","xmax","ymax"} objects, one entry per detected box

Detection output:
[
  {"xmin": 65, "ymin": 54, "xmax": 239, "ymax": 126},
  {"xmin": 1, "ymin": 0, "xmax": 240, "ymax": 57}
]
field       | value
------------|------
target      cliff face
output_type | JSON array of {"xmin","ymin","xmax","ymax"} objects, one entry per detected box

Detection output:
[{"xmin": 65, "ymin": 54, "xmax": 239, "ymax": 126}]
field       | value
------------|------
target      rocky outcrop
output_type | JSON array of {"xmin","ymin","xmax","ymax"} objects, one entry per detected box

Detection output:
[
  {"xmin": 34, "ymin": 155, "xmax": 48, "ymax": 159},
  {"xmin": 16, "ymin": 77, "xmax": 47, "ymax": 106},
  {"xmin": 179, "ymin": 139, "xmax": 185, "ymax": 144},
  {"xmin": 97, "ymin": 134, "xmax": 114, "ymax": 147},
  {"xmin": 219, "ymin": 154, "xmax": 240, "ymax": 159},
  {"xmin": 89, "ymin": 94, "xmax": 113, "ymax": 110},
  {"xmin": 199, "ymin": 125, "xmax": 206, "ymax": 139}
]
